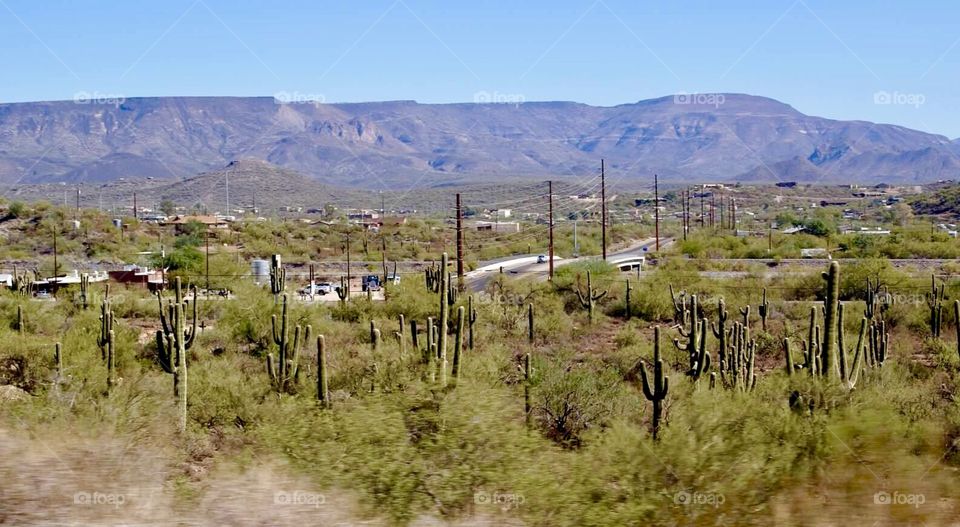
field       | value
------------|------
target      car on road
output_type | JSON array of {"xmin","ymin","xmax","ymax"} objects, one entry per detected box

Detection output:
[
  {"xmin": 300, "ymin": 282, "xmax": 333, "ymax": 296},
  {"xmin": 537, "ymin": 254, "xmax": 547, "ymax": 264}
]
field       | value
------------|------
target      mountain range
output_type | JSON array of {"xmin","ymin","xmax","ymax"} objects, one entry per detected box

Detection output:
[{"xmin": 0, "ymin": 94, "xmax": 957, "ymax": 188}]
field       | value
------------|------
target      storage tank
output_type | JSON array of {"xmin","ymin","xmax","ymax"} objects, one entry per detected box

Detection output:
[{"xmin": 251, "ymin": 259, "xmax": 270, "ymax": 285}]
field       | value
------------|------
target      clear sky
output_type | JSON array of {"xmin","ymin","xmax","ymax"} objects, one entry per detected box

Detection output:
[{"xmin": 1, "ymin": 0, "xmax": 958, "ymax": 137}]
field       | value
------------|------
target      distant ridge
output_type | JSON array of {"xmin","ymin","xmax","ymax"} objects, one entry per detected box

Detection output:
[{"xmin": 0, "ymin": 94, "xmax": 957, "ymax": 187}]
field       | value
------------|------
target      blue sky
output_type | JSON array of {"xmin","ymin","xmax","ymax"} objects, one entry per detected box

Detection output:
[{"xmin": 1, "ymin": 0, "xmax": 958, "ymax": 136}]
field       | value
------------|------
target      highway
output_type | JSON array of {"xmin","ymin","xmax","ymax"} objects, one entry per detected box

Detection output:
[{"xmin": 465, "ymin": 237, "xmax": 672, "ymax": 291}]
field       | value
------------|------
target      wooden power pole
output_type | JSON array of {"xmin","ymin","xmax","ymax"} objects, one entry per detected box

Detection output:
[
  {"xmin": 548, "ymin": 180, "xmax": 554, "ymax": 280},
  {"xmin": 654, "ymin": 174, "xmax": 660, "ymax": 252},
  {"xmin": 456, "ymin": 193, "xmax": 464, "ymax": 291},
  {"xmin": 601, "ymin": 160, "xmax": 607, "ymax": 261}
]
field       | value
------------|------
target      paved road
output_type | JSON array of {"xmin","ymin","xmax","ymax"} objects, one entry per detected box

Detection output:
[{"xmin": 465, "ymin": 238, "xmax": 672, "ymax": 291}]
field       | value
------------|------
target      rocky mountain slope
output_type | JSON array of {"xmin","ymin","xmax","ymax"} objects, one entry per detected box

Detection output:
[{"xmin": 0, "ymin": 94, "xmax": 957, "ymax": 187}]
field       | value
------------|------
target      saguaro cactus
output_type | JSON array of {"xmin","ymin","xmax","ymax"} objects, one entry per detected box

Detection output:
[
  {"xmin": 338, "ymin": 276, "xmax": 349, "ymax": 302},
  {"xmin": 98, "ymin": 293, "xmax": 114, "ymax": 360},
  {"xmin": 317, "ymin": 335, "xmax": 330, "ymax": 408},
  {"xmin": 838, "ymin": 309, "xmax": 867, "ymax": 390},
  {"xmin": 54, "ymin": 342, "xmax": 63, "ymax": 381},
  {"xmin": 396, "ymin": 314, "xmax": 406, "ymax": 358},
  {"xmin": 266, "ymin": 294, "xmax": 309, "ymax": 393},
  {"xmin": 758, "ymin": 289, "xmax": 770, "ymax": 332},
  {"xmin": 955, "ymin": 300, "xmax": 960, "ymax": 362},
  {"xmin": 928, "ymin": 275, "xmax": 945, "ymax": 338},
  {"xmin": 467, "ymin": 295, "xmax": 478, "ymax": 350},
  {"xmin": 521, "ymin": 352, "xmax": 532, "ymax": 428},
  {"xmin": 783, "ymin": 338, "xmax": 794, "ymax": 376},
  {"xmin": 865, "ymin": 277, "xmax": 888, "ymax": 321},
  {"xmin": 640, "ymin": 327, "xmax": 669, "ymax": 440},
  {"xmin": 156, "ymin": 278, "xmax": 197, "ymax": 399},
  {"xmin": 820, "ymin": 261, "xmax": 840, "ymax": 379},
  {"xmin": 527, "ymin": 303, "xmax": 535, "ymax": 343},
  {"xmin": 438, "ymin": 253, "xmax": 449, "ymax": 368},
  {"xmin": 452, "ymin": 306, "xmax": 465, "ymax": 382},
  {"xmin": 11, "ymin": 265, "xmax": 33, "ymax": 297},
  {"xmin": 270, "ymin": 254, "xmax": 285, "ymax": 301},
  {"xmin": 16, "ymin": 304, "xmax": 24, "ymax": 335},
  {"xmin": 624, "ymin": 279, "xmax": 633, "ymax": 319},
  {"xmin": 712, "ymin": 298, "xmax": 729, "ymax": 369},
  {"xmin": 669, "ymin": 285, "xmax": 688, "ymax": 326},
  {"xmin": 105, "ymin": 329, "xmax": 116, "ymax": 393},
  {"xmin": 674, "ymin": 294, "xmax": 701, "ymax": 369},
  {"xmin": 79, "ymin": 273, "xmax": 90, "ymax": 310},
  {"xmin": 576, "ymin": 270, "xmax": 607, "ymax": 322},
  {"xmin": 155, "ymin": 277, "xmax": 194, "ymax": 432}
]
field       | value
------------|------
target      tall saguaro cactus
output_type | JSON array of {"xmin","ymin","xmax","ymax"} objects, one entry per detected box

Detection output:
[
  {"xmin": 928, "ymin": 275, "xmax": 945, "ymax": 338},
  {"xmin": 624, "ymin": 279, "xmax": 633, "ymax": 319},
  {"xmin": 79, "ymin": 273, "xmax": 91, "ymax": 310},
  {"xmin": 452, "ymin": 306, "xmax": 465, "ymax": 382},
  {"xmin": 955, "ymin": 300, "xmax": 960, "ymax": 362},
  {"xmin": 640, "ymin": 327, "xmax": 669, "ymax": 440},
  {"xmin": 820, "ymin": 262, "xmax": 840, "ymax": 379},
  {"xmin": 576, "ymin": 270, "xmax": 607, "ymax": 322},
  {"xmin": 674, "ymin": 294, "xmax": 701, "ymax": 368},
  {"xmin": 467, "ymin": 295, "xmax": 478, "ymax": 350},
  {"xmin": 317, "ymin": 335, "xmax": 330, "ymax": 408},
  {"xmin": 527, "ymin": 303, "xmax": 535, "ymax": 343},
  {"xmin": 521, "ymin": 352, "xmax": 532, "ymax": 428},
  {"xmin": 712, "ymin": 298, "xmax": 729, "ymax": 368},
  {"xmin": 270, "ymin": 254, "xmax": 285, "ymax": 302},
  {"xmin": 758, "ymin": 288, "xmax": 770, "ymax": 332},
  {"xmin": 98, "ymin": 287, "xmax": 114, "ymax": 360},
  {"xmin": 155, "ymin": 277, "xmax": 195, "ymax": 432},
  {"xmin": 267, "ymin": 294, "xmax": 309, "ymax": 393},
  {"xmin": 438, "ymin": 253, "xmax": 449, "ymax": 370},
  {"xmin": 156, "ymin": 278, "xmax": 197, "ymax": 398}
]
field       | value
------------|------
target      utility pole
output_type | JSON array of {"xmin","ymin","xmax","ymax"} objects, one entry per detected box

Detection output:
[
  {"xmin": 682, "ymin": 188, "xmax": 687, "ymax": 241},
  {"xmin": 456, "ymin": 193, "xmax": 464, "ymax": 291},
  {"xmin": 225, "ymin": 170, "xmax": 230, "ymax": 215},
  {"xmin": 654, "ymin": 174, "xmax": 660, "ymax": 252},
  {"xmin": 75, "ymin": 187, "xmax": 80, "ymax": 215},
  {"xmin": 548, "ymin": 180, "xmax": 554, "ymax": 280},
  {"xmin": 700, "ymin": 187, "xmax": 705, "ymax": 228},
  {"xmin": 52, "ymin": 225, "xmax": 58, "ymax": 298},
  {"xmin": 133, "ymin": 192, "xmax": 138, "ymax": 220},
  {"xmin": 205, "ymin": 229, "xmax": 210, "ymax": 291},
  {"xmin": 731, "ymin": 198, "xmax": 737, "ymax": 232},
  {"xmin": 719, "ymin": 193, "xmax": 725, "ymax": 230},
  {"xmin": 710, "ymin": 190, "xmax": 717, "ymax": 229},
  {"xmin": 345, "ymin": 234, "xmax": 352, "ymax": 298},
  {"xmin": 601, "ymin": 159, "xmax": 607, "ymax": 261},
  {"xmin": 573, "ymin": 218, "xmax": 579, "ymax": 257}
]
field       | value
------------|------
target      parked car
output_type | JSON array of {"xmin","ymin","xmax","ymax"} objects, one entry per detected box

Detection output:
[
  {"xmin": 300, "ymin": 282, "xmax": 333, "ymax": 296},
  {"xmin": 362, "ymin": 275, "xmax": 381, "ymax": 292},
  {"xmin": 537, "ymin": 254, "xmax": 548, "ymax": 264}
]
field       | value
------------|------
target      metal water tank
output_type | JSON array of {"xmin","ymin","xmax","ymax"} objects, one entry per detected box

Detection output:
[{"xmin": 251, "ymin": 259, "xmax": 270, "ymax": 285}]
